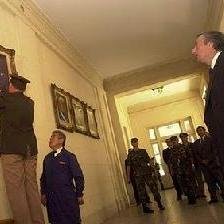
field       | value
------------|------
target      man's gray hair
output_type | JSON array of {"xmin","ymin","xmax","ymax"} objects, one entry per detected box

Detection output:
[
  {"xmin": 198, "ymin": 31, "xmax": 224, "ymax": 51},
  {"xmin": 53, "ymin": 130, "xmax": 66, "ymax": 147}
]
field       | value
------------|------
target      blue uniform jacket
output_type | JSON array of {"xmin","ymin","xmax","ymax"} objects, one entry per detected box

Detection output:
[{"xmin": 40, "ymin": 148, "xmax": 84, "ymax": 224}]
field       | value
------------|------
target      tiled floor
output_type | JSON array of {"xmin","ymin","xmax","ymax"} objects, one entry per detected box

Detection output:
[{"xmin": 104, "ymin": 189, "xmax": 224, "ymax": 224}]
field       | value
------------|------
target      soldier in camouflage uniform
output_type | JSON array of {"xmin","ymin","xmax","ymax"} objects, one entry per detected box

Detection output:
[
  {"xmin": 125, "ymin": 149, "xmax": 151, "ymax": 205},
  {"xmin": 169, "ymin": 136, "xmax": 183, "ymax": 200},
  {"xmin": 194, "ymin": 126, "xmax": 224, "ymax": 203},
  {"xmin": 126, "ymin": 138, "xmax": 165, "ymax": 213},
  {"xmin": 179, "ymin": 133, "xmax": 197, "ymax": 204}
]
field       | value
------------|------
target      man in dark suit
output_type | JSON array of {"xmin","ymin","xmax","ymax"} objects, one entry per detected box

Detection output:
[
  {"xmin": 194, "ymin": 126, "xmax": 224, "ymax": 203},
  {"xmin": 41, "ymin": 130, "xmax": 84, "ymax": 224},
  {"xmin": 0, "ymin": 74, "xmax": 45, "ymax": 223},
  {"xmin": 192, "ymin": 31, "xmax": 224, "ymax": 173}
]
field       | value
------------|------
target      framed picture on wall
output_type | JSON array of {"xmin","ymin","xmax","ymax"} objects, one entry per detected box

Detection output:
[
  {"xmin": 86, "ymin": 106, "xmax": 100, "ymax": 139},
  {"xmin": 51, "ymin": 84, "xmax": 74, "ymax": 132},
  {"xmin": 70, "ymin": 96, "xmax": 88, "ymax": 135},
  {"xmin": 0, "ymin": 45, "xmax": 17, "ymax": 92}
]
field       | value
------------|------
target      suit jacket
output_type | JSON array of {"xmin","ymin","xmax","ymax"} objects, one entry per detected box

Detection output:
[
  {"xmin": 0, "ymin": 92, "xmax": 37, "ymax": 155},
  {"xmin": 204, "ymin": 52, "xmax": 224, "ymax": 134},
  {"xmin": 162, "ymin": 147, "xmax": 172, "ymax": 165},
  {"xmin": 193, "ymin": 136, "xmax": 219, "ymax": 170}
]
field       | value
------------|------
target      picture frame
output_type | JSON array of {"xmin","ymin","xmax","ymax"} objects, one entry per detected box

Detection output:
[
  {"xmin": 86, "ymin": 106, "xmax": 100, "ymax": 139},
  {"xmin": 70, "ymin": 96, "xmax": 89, "ymax": 135},
  {"xmin": 0, "ymin": 45, "xmax": 17, "ymax": 92},
  {"xmin": 51, "ymin": 84, "xmax": 73, "ymax": 132}
]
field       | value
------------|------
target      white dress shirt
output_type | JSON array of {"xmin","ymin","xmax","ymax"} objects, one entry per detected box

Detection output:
[
  {"xmin": 211, "ymin": 51, "xmax": 221, "ymax": 69},
  {"xmin": 54, "ymin": 147, "xmax": 63, "ymax": 157}
]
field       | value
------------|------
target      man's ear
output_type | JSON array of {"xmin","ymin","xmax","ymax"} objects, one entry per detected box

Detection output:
[{"xmin": 207, "ymin": 41, "xmax": 214, "ymax": 49}]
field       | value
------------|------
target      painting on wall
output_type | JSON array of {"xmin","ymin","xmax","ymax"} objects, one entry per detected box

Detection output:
[
  {"xmin": 51, "ymin": 84, "xmax": 74, "ymax": 132},
  {"xmin": 0, "ymin": 45, "xmax": 17, "ymax": 92},
  {"xmin": 70, "ymin": 96, "xmax": 88, "ymax": 135},
  {"xmin": 86, "ymin": 106, "xmax": 100, "ymax": 139}
]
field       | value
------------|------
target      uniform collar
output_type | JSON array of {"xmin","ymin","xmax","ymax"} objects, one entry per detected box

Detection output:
[
  {"xmin": 54, "ymin": 147, "xmax": 63, "ymax": 157},
  {"xmin": 211, "ymin": 51, "xmax": 221, "ymax": 69}
]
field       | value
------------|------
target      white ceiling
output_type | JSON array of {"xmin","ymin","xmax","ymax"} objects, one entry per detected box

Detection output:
[
  {"xmin": 117, "ymin": 76, "xmax": 201, "ymax": 108},
  {"xmin": 34, "ymin": 0, "xmax": 209, "ymax": 78}
]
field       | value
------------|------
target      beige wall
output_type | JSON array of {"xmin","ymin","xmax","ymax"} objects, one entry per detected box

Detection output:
[
  {"xmin": 0, "ymin": 1, "xmax": 128, "ymax": 223},
  {"xmin": 128, "ymin": 92, "xmax": 204, "ymax": 155}
]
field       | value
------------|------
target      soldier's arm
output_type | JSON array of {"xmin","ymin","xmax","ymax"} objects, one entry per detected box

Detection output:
[{"xmin": 69, "ymin": 154, "xmax": 85, "ymax": 197}]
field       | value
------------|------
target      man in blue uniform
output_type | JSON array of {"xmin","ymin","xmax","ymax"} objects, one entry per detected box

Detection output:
[{"xmin": 40, "ymin": 130, "xmax": 84, "ymax": 224}]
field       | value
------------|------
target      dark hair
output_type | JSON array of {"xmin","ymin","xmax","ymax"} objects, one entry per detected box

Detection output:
[
  {"xmin": 179, "ymin": 132, "xmax": 188, "ymax": 138},
  {"xmin": 10, "ymin": 79, "xmax": 26, "ymax": 91},
  {"xmin": 196, "ymin": 126, "xmax": 206, "ymax": 132},
  {"xmin": 131, "ymin": 137, "xmax": 138, "ymax": 143},
  {"xmin": 198, "ymin": 31, "xmax": 224, "ymax": 51},
  {"xmin": 170, "ymin": 136, "xmax": 178, "ymax": 141},
  {"xmin": 53, "ymin": 130, "xmax": 66, "ymax": 147}
]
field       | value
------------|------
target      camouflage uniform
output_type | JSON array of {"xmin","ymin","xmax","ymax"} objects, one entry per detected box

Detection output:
[
  {"xmin": 179, "ymin": 143, "xmax": 197, "ymax": 203},
  {"xmin": 126, "ymin": 149, "xmax": 164, "ymax": 209},
  {"xmin": 169, "ymin": 144, "xmax": 183, "ymax": 198},
  {"xmin": 170, "ymin": 143, "xmax": 196, "ymax": 203}
]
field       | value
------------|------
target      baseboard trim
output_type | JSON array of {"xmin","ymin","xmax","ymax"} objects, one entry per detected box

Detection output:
[{"xmin": 0, "ymin": 220, "xmax": 14, "ymax": 224}]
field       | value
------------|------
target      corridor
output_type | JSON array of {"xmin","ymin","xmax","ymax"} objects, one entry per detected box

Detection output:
[{"xmin": 104, "ymin": 189, "xmax": 224, "ymax": 224}]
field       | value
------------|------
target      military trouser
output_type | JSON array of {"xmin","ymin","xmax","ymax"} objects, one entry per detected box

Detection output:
[
  {"xmin": 130, "ymin": 176, "xmax": 150, "ymax": 204},
  {"xmin": 194, "ymin": 167, "xmax": 205, "ymax": 197},
  {"xmin": 180, "ymin": 172, "xmax": 197, "ymax": 203},
  {"xmin": 134, "ymin": 175, "xmax": 161, "ymax": 205}
]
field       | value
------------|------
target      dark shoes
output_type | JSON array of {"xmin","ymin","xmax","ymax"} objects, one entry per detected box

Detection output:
[
  {"xmin": 142, "ymin": 206, "xmax": 154, "ymax": 213},
  {"xmin": 158, "ymin": 202, "xmax": 165, "ymax": 210},
  {"xmin": 188, "ymin": 199, "xmax": 196, "ymax": 205},
  {"xmin": 158, "ymin": 205, "xmax": 165, "ymax": 210},
  {"xmin": 208, "ymin": 198, "xmax": 219, "ymax": 204}
]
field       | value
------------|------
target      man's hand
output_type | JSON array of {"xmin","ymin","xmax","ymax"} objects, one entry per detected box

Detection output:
[
  {"xmin": 78, "ymin": 196, "xmax": 84, "ymax": 205},
  {"xmin": 41, "ymin": 194, "xmax": 47, "ymax": 206}
]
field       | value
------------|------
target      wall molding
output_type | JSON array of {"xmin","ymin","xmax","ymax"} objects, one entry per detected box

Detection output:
[
  {"xmin": 0, "ymin": 0, "xmax": 103, "ymax": 88},
  {"xmin": 104, "ymin": 58, "xmax": 206, "ymax": 95}
]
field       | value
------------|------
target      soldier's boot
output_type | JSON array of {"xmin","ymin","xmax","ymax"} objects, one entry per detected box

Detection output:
[
  {"xmin": 157, "ymin": 201, "xmax": 165, "ymax": 210},
  {"xmin": 188, "ymin": 195, "xmax": 196, "ymax": 205},
  {"xmin": 188, "ymin": 191, "xmax": 197, "ymax": 205},
  {"xmin": 177, "ymin": 193, "xmax": 182, "ymax": 201},
  {"xmin": 142, "ymin": 203, "xmax": 154, "ymax": 214}
]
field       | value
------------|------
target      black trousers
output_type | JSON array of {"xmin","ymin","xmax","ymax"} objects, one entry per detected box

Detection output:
[{"xmin": 171, "ymin": 174, "xmax": 182, "ymax": 197}]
